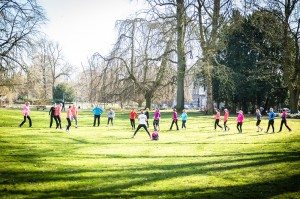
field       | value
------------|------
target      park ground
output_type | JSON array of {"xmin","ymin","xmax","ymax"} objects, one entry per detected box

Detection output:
[{"xmin": 0, "ymin": 108, "xmax": 299, "ymax": 198}]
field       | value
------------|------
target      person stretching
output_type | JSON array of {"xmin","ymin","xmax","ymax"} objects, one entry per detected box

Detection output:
[
  {"xmin": 278, "ymin": 108, "xmax": 292, "ymax": 132},
  {"xmin": 71, "ymin": 105, "xmax": 78, "ymax": 128},
  {"xmin": 132, "ymin": 110, "xmax": 151, "ymax": 139},
  {"xmin": 169, "ymin": 108, "xmax": 179, "ymax": 130},
  {"xmin": 180, "ymin": 109, "xmax": 188, "ymax": 129},
  {"xmin": 236, "ymin": 110, "xmax": 244, "ymax": 133},
  {"xmin": 214, "ymin": 109, "xmax": 223, "ymax": 130},
  {"xmin": 256, "ymin": 109, "xmax": 263, "ymax": 132},
  {"xmin": 265, "ymin": 108, "xmax": 275, "ymax": 133},
  {"xmin": 66, "ymin": 106, "xmax": 73, "ymax": 132},
  {"xmin": 49, "ymin": 103, "xmax": 56, "ymax": 128},
  {"xmin": 153, "ymin": 108, "xmax": 161, "ymax": 131},
  {"xmin": 223, "ymin": 109, "xmax": 230, "ymax": 131},
  {"xmin": 129, "ymin": 108, "xmax": 138, "ymax": 130},
  {"xmin": 19, "ymin": 102, "xmax": 32, "ymax": 127},
  {"xmin": 107, "ymin": 108, "xmax": 115, "ymax": 126}
]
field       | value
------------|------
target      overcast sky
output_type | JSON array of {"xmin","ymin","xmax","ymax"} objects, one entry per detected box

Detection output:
[{"xmin": 38, "ymin": 0, "xmax": 147, "ymax": 68}]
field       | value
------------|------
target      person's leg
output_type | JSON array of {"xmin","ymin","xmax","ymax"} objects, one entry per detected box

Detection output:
[
  {"xmin": 130, "ymin": 119, "xmax": 133, "ymax": 128},
  {"xmin": 175, "ymin": 120, "xmax": 179, "ymax": 130},
  {"xmin": 133, "ymin": 124, "xmax": 142, "ymax": 137},
  {"xmin": 54, "ymin": 116, "xmax": 59, "ymax": 129},
  {"xmin": 107, "ymin": 118, "xmax": 110, "ymax": 125},
  {"xmin": 214, "ymin": 120, "xmax": 217, "ymax": 130},
  {"xmin": 283, "ymin": 120, "xmax": 292, "ymax": 131},
  {"xmin": 217, "ymin": 119, "xmax": 223, "ymax": 129},
  {"xmin": 74, "ymin": 116, "xmax": 78, "ymax": 127},
  {"xmin": 142, "ymin": 124, "xmax": 151, "ymax": 138},
  {"xmin": 183, "ymin": 120, "xmax": 186, "ymax": 129},
  {"xmin": 93, "ymin": 115, "xmax": 96, "ymax": 126},
  {"xmin": 50, "ymin": 116, "xmax": 53, "ymax": 128},
  {"xmin": 279, "ymin": 120, "xmax": 283, "ymax": 132},
  {"xmin": 266, "ymin": 121, "xmax": 271, "ymax": 132},
  {"xmin": 19, "ymin": 116, "xmax": 26, "ymax": 127},
  {"xmin": 146, "ymin": 120, "xmax": 149, "ymax": 128},
  {"xmin": 111, "ymin": 118, "xmax": 114, "ymax": 125},
  {"xmin": 66, "ymin": 118, "xmax": 71, "ymax": 131},
  {"xmin": 27, "ymin": 116, "xmax": 32, "ymax": 127},
  {"xmin": 58, "ymin": 116, "xmax": 62, "ymax": 129},
  {"xmin": 271, "ymin": 120, "xmax": 274, "ymax": 132},
  {"xmin": 170, "ymin": 120, "xmax": 174, "ymax": 130},
  {"xmin": 237, "ymin": 123, "xmax": 240, "ymax": 132},
  {"xmin": 97, "ymin": 115, "xmax": 100, "ymax": 126},
  {"xmin": 224, "ymin": 121, "xmax": 227, "ymax": 131},
  {"xmin": 240, "ymin": 123, "xmax": 243, "ymax": 133}
]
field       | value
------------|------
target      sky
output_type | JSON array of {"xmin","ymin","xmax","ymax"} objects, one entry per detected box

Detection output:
[{"xmin": 38, "ymin": 0, "xmax": 148, "ymax": 68}]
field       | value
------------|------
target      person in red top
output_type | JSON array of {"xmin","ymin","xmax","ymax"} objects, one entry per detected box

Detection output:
[
  {"xmin": 223, "ymin": 109, "xmax": 230, "ymax": 131},
  {"xmin": 214, "ymin": 109, "xmax": 223, "ymax": 130},
  {"xmin": 130, "ymin": 108, "xmax": 138, "ymax": 130}
]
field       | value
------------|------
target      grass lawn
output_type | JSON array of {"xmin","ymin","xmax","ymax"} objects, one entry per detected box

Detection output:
[{"xmin": 0, "ymin": 108, "xmax": 299, "ymax": 198}]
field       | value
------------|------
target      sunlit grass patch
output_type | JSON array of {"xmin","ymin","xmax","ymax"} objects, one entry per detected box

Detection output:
[{"xmin": 0, "ymin": 108, "xmax": 299, "ymax": 198}]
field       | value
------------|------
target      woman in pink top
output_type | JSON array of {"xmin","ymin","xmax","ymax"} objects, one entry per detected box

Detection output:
[
  {"xmin": 153, "ymin": 108, "xmax": 161, "ymax": 131},
  {"xmin": 169, "ymin": 108, "xmax": 179, "ymax": 131},
  {"xmin": 214, "ymin": 109, "xmax": 223, "ymax": 130},
  {"xmin": 66, "ymin": 105, "xmax": 73, "ymax": 132},
  {"xmin": 223, "ymin": 109, "xmax": 230, "ymax": 131},
  {"xmin": 236, "ymin": 110, "xmax": 244, "ymax": 133},
  {"xmin": 19, "ymin": 102, "xmax": 32, "ymax": 127},
  {"xmin": 54, "ymin": 103, "xmax": 62, "ymax": 129},
  {"xmin": 278, "ymin": 108, "xmax": 292, "ymax": 132}
]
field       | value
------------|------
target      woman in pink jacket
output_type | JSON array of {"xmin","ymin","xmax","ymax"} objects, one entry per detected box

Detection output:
[
  {"xmin": 19, "ymin": 102, "xmax": 32, "ymax": 127},
  {"xmin": 236, "ymin": 110, "xmax": 244, "ymax": 133},
  {"xmin": 223, "ymin": 109, "xmax": 230, "ymax": 131},
  {"xmin": 66, "ymin": 105, "xmax": 73, "ymax": 132},
  {"xmin": 54, "ymin": 103, "xmax": 62, "ymax": 129},
  {"xmin": 214, "ymin": 109, "xmax": 223, "ymax": 130}
]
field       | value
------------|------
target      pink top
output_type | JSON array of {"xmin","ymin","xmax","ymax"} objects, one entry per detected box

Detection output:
[
  {"xmin": 172, "ymin": 111, "xmax": 178, "ymax": 120},
  {"xmin": 237, "ymin": 113, "xmax": 244, "ymax": 123},
  {"xmin": 71, "ymin": 106, "xmax": 78, "ymax": 116},
  {"xmin": 54, "ymin": 105, "xmax": 61, "ymax": 116},
  {"xmin": 281, "ymin": 111, "xmax": 287, "ymax": 119},
  {"xmin": 67, "ymin": 109, "xmax": 73, "ymax": 119},
  {"xmin": 215, "ymin": 112, "xmax": 220, "ymax": 120},
  {"xmin": 22, "ymin": 105, "xmax": 30, "ymax": 116},
  {"xmin": 153, "ymin": 110, "xmax": 160, "ymax": 120},
  {"xmin": 224, "ymin": 111, "xmax": 229, "ymax": 121}
]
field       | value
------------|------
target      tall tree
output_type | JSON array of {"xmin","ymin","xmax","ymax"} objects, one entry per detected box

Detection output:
[
  {"xmin": 0, "ymin": 0, "xmax": 45, "ymax": 72},
  {"xmin": 194, "ymin": 0, "xmax": 232, "ymax": 112}
]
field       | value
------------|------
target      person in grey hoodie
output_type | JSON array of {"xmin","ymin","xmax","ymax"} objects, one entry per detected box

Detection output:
[{"xmin": 107, "ymin": 108, "xmax": 115, "ymax": 126}]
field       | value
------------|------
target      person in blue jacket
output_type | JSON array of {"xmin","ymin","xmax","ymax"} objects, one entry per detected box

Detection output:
[
  {"xmin": 180, "ymin": 109, "xmax": 188, "ymax": 129},
  {"xmin": 265, "ymin": 107, "xmax": 275, "ymax": 133},
  {"xmin": 92, "ymin": 105, "xmax": 103, "ymax": 127}
]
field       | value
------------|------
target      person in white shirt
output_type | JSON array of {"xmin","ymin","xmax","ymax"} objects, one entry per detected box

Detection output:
[{"xmin": 132, "ymin": 110, "xmax": 151, "ymax": 139}]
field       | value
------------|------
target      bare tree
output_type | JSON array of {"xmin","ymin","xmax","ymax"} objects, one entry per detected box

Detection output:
[
  {"xmin": 0, "ymin": 0, "xmax": 45, "ymax": 72},
  {"xmin": 98, "ymin": 17, "xmax": 176, "ymax": 108}
]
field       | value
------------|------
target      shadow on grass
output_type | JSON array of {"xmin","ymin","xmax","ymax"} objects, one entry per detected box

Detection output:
[{"xmin": 0, "ymin": 151, "xmax": 299, "ymax": 198}]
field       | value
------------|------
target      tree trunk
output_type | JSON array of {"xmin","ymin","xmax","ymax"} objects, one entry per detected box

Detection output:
[
  {"xmin": 145, "ymin": 91, "xmax": 153, "ymax": 109},
  {"xmin": 289, "ymin": 88, "xmax": 299, "ymax": 113},
  {"xmin": 176, "ymin": 0, "xmax": 186, "ymax": 112},
  {"xmin": 204, "ymin": 61, "xmax": 214, "ymax": 113}
]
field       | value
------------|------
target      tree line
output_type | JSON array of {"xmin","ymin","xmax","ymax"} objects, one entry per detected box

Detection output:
[{"xmin": 0, "ymin": 0, "xmax": 299, "ymax": 113}]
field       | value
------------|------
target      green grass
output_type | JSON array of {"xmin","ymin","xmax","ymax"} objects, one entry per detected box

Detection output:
[{"xmin": 0, "ymin": 108, "xmax": 299, "ymax": 198}]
